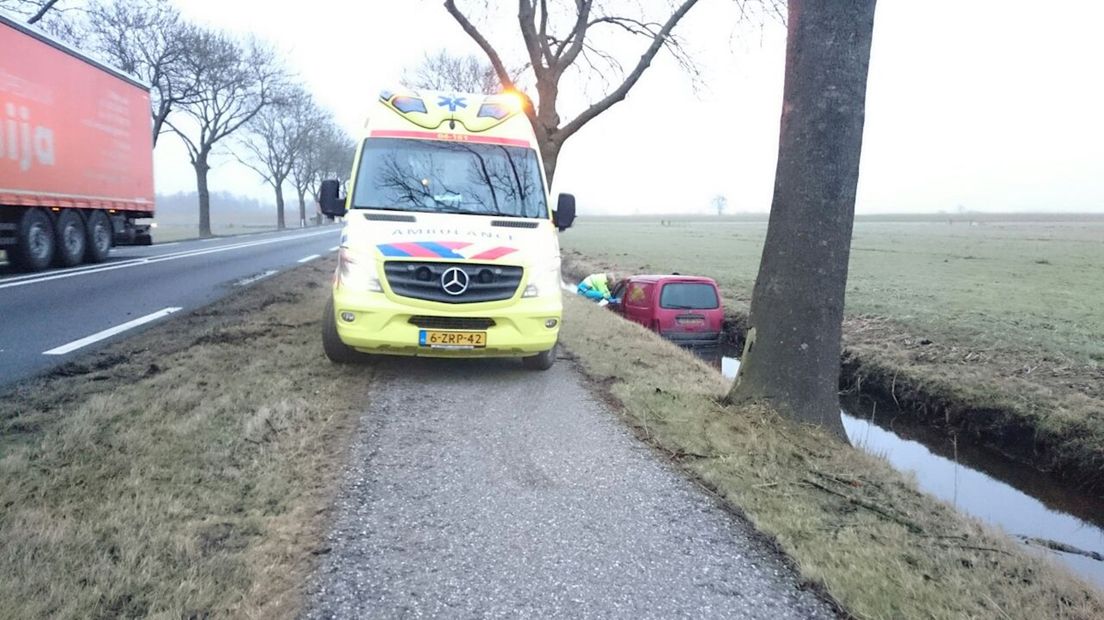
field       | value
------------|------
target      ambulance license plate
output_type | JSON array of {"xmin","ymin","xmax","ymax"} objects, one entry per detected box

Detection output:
[{"xmin": 419, "ymin": 330, "xmax": 487, "ymax": 348}]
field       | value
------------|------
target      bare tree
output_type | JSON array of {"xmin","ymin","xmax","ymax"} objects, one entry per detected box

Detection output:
[
  {"xmin": 0, "ymin": 0, "xmax": 60, "ymax": 24},
  {"xmin": 1, "ymin": 0, "xmax": 82, "ymax": 39},
  {"xmin": 290, "ymin": 113, "xmax": 354, "ymax": 225},
  {"xmin": 85, "ymin": 0, "xmax": 201, "ymax": 146},
  {"xmin": 315, "ymin": 125, "xmax": 356, "ymax": 185},
  {"xmin": 406, "ymin": 50, "xmax": 502, "ymax": 94},
  {"xmin": 712, "ymin": 194, "xmax": 728, "ymax": 216},
  {"xmin": 25, "ymin": 0, "xmax": 55, "ymax": 23},
  {"xmin": 236, "ymin": 86, "xmax": 319, "ymax": 229},
  {"xmin": 726, "ymin": 0, "xmax": 877, "ymax": 438},
  {"xmin": 443, "ymin": 0, "xmax": 704, "ymax": 183},
  {"xmin": 165, "ymin": 30, "xmax": 284, "ymax": 237},
  {"xmin": 289, "ymin": 115, "xmax": 329, "ymax": 226}
]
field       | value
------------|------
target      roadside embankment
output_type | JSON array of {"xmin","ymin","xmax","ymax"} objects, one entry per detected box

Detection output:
[
  {"xmin": 0, "ymin": 260, "xmax": 367, "ymax": 619},
  {"xmin": 563, "ymin": 250, "xmax": 1104, "ymax": 492},
  {"xmin": 558, "ymin": 292, "xmax": 1104, "ymax": 619}
]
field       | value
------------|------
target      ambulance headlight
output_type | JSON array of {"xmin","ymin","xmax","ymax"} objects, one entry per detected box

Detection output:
[
  {"xmin": 522, "ymin": 267, "xmax": 562, "ymax": 298},
  {"xmin": 337, "ymin": 248, "xmax": 383, "ymax": 292}
]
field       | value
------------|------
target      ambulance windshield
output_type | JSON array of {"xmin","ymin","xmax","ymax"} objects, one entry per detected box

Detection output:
[{"xmin": 352, "ymin": 138, "xmax": 548, "ymax": 219}]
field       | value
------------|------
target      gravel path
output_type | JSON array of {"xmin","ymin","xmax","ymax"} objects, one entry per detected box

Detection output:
[{"xmin": 303, "ymin": 356, "xmax": 835, "ymax": 619}]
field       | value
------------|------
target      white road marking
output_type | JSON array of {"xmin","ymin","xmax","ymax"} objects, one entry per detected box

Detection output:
[
  {"xmin": 0, "ymin": 229, "xmax": 335, "ymax": 291},
  {"xmin": 236, "ymin": 270, "xmax": 278, "ymax": 286},
  {"xmin": 43, "ymin": 307, "xmax": 182, "ymax": 356},
  {"xmin": 298, "ymin": 254, "xmax": 321, "ymax": 263}
]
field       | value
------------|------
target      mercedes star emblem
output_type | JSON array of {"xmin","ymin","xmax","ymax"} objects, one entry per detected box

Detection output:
[{"xmin": 440, "ymin": 267, "xmax": 470, "ymax": 296}]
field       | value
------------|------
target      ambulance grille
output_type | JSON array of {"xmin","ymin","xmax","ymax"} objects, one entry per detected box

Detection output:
[
  {"xmin": 491, "ymin": 219, "xmax": 539, "ymax": 229},
  {"xmin": 384, "ymin": 261, "xmax": 523, "ymax": 303},
  {"xmin": 364, "ymin": 213, "xmax": 417, "ymax": 222}
]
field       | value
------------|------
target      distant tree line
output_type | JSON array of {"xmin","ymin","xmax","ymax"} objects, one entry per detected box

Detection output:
[{"xmin": 2, "ymin": 0, "xmax": 355, "ymax": 236}]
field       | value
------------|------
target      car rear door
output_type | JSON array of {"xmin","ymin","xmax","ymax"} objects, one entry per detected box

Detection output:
[{"xmin": 656, "ymin": 281, "xmax": 719, "ymax": 336}]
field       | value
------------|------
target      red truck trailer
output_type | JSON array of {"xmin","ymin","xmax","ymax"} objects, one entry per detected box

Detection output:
[{"xmin": 0, "ymin": 12, "xmax": 154, "ymax": 272}]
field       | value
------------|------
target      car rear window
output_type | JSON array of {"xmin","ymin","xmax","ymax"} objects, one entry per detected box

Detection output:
[{"xmin": 659, "ymin": 283, "xmax": 719, "ymax": 309}]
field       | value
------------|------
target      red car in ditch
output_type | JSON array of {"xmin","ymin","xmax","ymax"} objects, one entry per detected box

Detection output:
[{"xmin": 609, "ymin": 275, "xmax": 724, "ymax": 348}]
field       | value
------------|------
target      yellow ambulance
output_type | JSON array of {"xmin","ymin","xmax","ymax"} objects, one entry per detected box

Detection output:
[{"xmin": 318, "ymin": 88, "xmax": 576, "ymax": 370}]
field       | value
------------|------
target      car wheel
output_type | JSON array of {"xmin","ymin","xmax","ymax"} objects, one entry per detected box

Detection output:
[
  {"xmin": 322, "ymin": 297, "xmax": 364, "ymax": 364},
  {"xmin": 522, "ymin": 345, "xmax": 557, "ymax": 371}
]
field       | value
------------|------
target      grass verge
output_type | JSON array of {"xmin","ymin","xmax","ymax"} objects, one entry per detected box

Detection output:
[
  {"xmin": 0, "ymin": 260, "xmax": 368, "ymax": 619},
  {"xmin": 559, "ymin": 293, "xmax": 1104, "ymax": 619}
]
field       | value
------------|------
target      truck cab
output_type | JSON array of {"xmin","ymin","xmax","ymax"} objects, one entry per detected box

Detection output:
[
  {"xmin": 318, "ymin": 88, "xmax": 575, "ymax": 370},
  {"xmin": 610, "ymin": 275, "xmax": 723, "ymax": 348}
]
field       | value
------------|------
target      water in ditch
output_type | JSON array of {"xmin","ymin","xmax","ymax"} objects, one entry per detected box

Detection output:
[{"xmin": 718, "ymin": 354, "xmax": 1104, "ymax": 590}]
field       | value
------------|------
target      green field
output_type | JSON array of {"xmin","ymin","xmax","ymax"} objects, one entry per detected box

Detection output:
[
  {"xmin": 563, "ymin": 214, "xmax": 1104, "ymax": 365},
  {"xmin": 152, "ymin": 222, "xmax": 281, "ymax": 243}
]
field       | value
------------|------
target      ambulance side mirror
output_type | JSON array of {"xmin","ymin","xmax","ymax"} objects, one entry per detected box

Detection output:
[
  {"xmin": 319, "ymin": 179, "xmax": 347, "ymax": 217},
  {"xmin": 553, "ymin": 193, "xmax": 576, "ymax": 231}
]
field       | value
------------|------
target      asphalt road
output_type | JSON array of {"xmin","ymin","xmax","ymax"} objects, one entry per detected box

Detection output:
[
  {"xmin": 304, "ymin": 357, "xmax": 836, "ymax": 619},
  {"xmin": 0, "ymin": 227, "xmax": 341, "ymax": 387}
]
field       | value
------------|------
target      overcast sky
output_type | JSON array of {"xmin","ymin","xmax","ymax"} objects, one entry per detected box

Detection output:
[{"xmin": 154, "ymin": 0, "xmax": 1104, "ymax": 215}]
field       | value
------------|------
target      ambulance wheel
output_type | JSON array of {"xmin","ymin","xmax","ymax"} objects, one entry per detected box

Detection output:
[
  {"xmin": 522, "ymin": 345, "xmax": 557, "ymax": 371},
  {"xmin": 85, "ymin": 211, "xmax": 113, "ymax": 263},
  {"xmin": 322, "ymin": 298, "xmax": 363, "ymax": 364},
  {"xmin": 11, "ymin": 208, "xmax": 55, "ymax": 272},
  {"xmin": 54, "ymin": 209, "xmax": 87, "ymax": 267}
]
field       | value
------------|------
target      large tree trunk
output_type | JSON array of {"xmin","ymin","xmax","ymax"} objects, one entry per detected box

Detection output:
[
  {"xmin": 726, "ymin": 0, "xmax": 877, "ymax": 439},
  {"xmin": 194, "ymin": 152, "xmax": 212, "ymax": 238},
  {"xmin": 540, "ymin": 139, "xmax": 561, "ymax": 188},
  {"xmin": 275, "ymin": 183, "xmax": 286, "ymax": 230},
  {"xmin": 296, "ymin": 189, "xmax": 309, "ymax": 227}
]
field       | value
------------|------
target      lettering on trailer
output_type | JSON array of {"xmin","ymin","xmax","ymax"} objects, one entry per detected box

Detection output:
[{"xmin": 0, "ymin": 101, "xmax": 55, "ymax": 172}]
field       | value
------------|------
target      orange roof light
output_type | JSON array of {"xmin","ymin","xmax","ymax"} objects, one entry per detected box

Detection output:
[{"xmin": 502, "ymin": 90, "xmax": 526, "ymax": 113}]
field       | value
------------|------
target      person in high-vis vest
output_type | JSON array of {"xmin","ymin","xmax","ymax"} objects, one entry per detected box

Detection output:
[{"xmin": 577, "ymin": 272, "xmax": 620, "ymax": 302}]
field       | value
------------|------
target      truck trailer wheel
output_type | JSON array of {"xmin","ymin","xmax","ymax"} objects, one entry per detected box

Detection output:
[
  {"xmin": 54, "ymin": 209, "xmax": 87, "ymax": 267},
  {"xmin": 85, "ymin": 210, "xmax": 113, "ymax": 263},
  {"xmin": 522, "ymin": 345, "xmax": 557, "ymax": 371},
  {"xmin": 322, "ymin": 298, "xmax": 364, "ymax": 364},
  {"xmin": 11, "ymin": 208, "xmax": 55, "ymax": 272}
]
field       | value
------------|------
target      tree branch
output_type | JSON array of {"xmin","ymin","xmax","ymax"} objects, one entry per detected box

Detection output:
[
  {"xmin": 537, "ymin": 0, "xmax": 553, "ymax": 65},
  {"xmin": 27, "ymin": 0, "xmax": 60, "ymax": 24},
  {"xmin": 444, "ymin": 0, "xmax": 538, "ymax": 128},
  {"xmin": 557, "ymin": 0, "xmax": 700, "ymax": 141},
  {"xmin": 516, "ymin": 0, "xmax": 547, "ymax": 82},
  {"xmin": 164, "ymin": 117, "xmax": 200, "ymax": 162},
  {"xmin": 443, "ymin": 0, "xmax": 516, "ymax": 90},
  {"xmin": 555, "ymin": 0, "xmax": 594, "ymax": 73}
]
